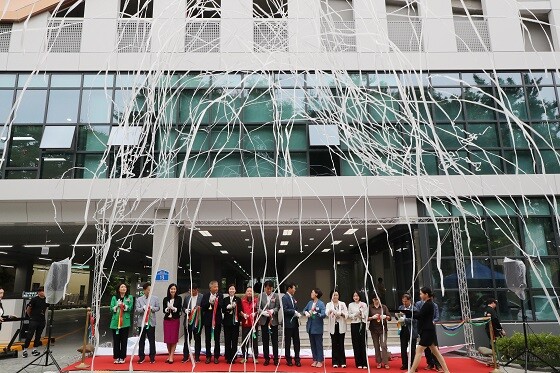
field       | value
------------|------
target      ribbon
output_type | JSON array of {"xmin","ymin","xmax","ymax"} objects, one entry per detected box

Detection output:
[
  {"xmin": 90, "ymin": 315, "xmax": 95, "ymax": 337},
  {"xmin": 116, "ymin": 300, "xmax": 125, "ymax": 335},
  {"xmin": 144, "ymin": 305, "xmax": 151, "ymax": 329},
  {"xmin": 189, "ymin": 306, "xmax": 202, "ymax": 334},
  {"xmin": 211, "ymin": 296, "xmax": 218, "ymax": 339},
  {"xmin": 233, "ymin": 299, "xmax": 238, "ymax": 324}
]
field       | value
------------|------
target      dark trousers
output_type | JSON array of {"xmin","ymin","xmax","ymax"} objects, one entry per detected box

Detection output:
[
  {"xmin": 223, "ymin": 324, "xmax": 240, "ymax": 362},
  {"xmin": 241, "ymin": 326, "xmax": 259, "ymax": 359},
  {"xmin": 400, "ymin": 329, "xmax": 416, "ymax": 367},
  {"xmin": 112, "ymin": 327, "xmax": 129, "ymax": 360},
  {"xmin": 204, "ymin": 323, "xmax": 221, "ymax": 358},
  {"xmin": 351, "ymin": 323, "xmax": 367, "ymax": 368},
  {"xmin": 183, "ymin": 326, "xmax": 202, "ymax": 361},
  {"xmin": 425, "ymin": 333, "xmax": 440, "ymax": 367},
  {"xmin": 24, "ymin": 320, "xmax": 46, "ymax": 349},
  {"xmin": 138, "ymin": 326, "xmax": 156, "ymax": 360},
  {"xmin": 331, "ymin": 323, "xmax": 346, "ymax": 366},
  {"xmin": 284, "ymin": 326, "xmax": 301, "ymax": 363},
  {"xmin": 261, "ymin": 323, "xmax": 279, "ymax": 362}
]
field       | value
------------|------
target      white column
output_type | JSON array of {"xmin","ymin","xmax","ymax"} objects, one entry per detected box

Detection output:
[
  {"xmin": 288, "ymin": 0, "xmax": 321, "ymax": 53},
  {"xmin": 151, "ymin": 209, "xmax": 179, "ymax": 341},
  {"xmin": 418, "ymin": 0, "xmax": 456, "ymax": 53},
  {"xmin": 354, "ymin": 0, "xmax": 389, "ymax": 52},
  {"xmin": 549, "ymin": 7, "xmax": 560, "ymax": 52},
  {"xmin": 482, "ymin": 0, "xmax": 524, "ymax": 52},
  {"xmin": 221, "ymin": 0, "xmax": 252, "ymax": 54}
]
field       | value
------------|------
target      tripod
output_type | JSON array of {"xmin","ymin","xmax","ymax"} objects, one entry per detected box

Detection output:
[
  {"xmin": 16, "ymin": 305, "xmax": 61, "ymax": 373},
  {"xmin": 503, "ymin": 301, "xmax": 558, "ymax": 373}
]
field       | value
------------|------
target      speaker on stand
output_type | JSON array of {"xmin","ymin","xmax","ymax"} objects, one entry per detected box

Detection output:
[
  {"xmin": 17, "ymin": 258, "xmax": 71, "ymax": 373},
  {"xmin": 502, "ymin": 257, "xmax": 558, "ymax": 373}
]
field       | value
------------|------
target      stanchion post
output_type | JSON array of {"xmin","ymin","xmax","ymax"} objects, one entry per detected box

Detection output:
[
  {"xmin": 75, "ymin": 307, "xmax": 91, "ymax": 370},
  {"xmin": 489, "ymin": 319, "xmax": 501, "ymax": 373}
]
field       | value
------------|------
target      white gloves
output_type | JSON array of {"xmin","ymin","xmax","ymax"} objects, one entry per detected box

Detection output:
[
  {"xmin": 304, "ymin": 311, "xmax": 310, "ymax": 317},
  {"xmin": 227, "ymin": 304, "xmax": 233, "ymax": 310},
  {"xmin": 261, "ymin": 310, "xmax": 270, "ymax": 317},
  {"xmin": 113, "ymin": 306, "xmax": 118, "ymax": 312},
  {"xmin": 142, "ymin": 305, "xmax": 147, "ymax": 311},
  {"xmin": 372, "ymin": 314, "xmax": 379, "ymax": 320},
  {"xmin": 295, "ymin": 311, "xmax": 302, "ymax": 318},
  {"xmin": 399, "ymin": 316, "xmax": 406, "ymax": 322}
]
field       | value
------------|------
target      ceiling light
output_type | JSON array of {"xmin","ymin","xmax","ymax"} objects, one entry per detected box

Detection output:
[
  {"xmin": 211, "ymin": 242, "xmax": 222, "ymax": 247},
  {"xmin": 321, "ymin": 249, "xmax": 330, "ymax": 253},
  {"xmin": 0, "ymin": 245, "xmax": 13, "ymax": 248},
  {"xmin": 340, "ymin": 250, "xmax": 345, "ymax": 252},
  {"xmin": 0, "ymin": 251, "xmax": 8, "ymax": 255},
  {"xmin": 280, "ymin": 241, "xmax": 289, "ymax": 246},
  {"xmin": 376, "ymin": 227, "xmax": 383, "ymax": 231},
  {"xmin": 309, "ymin": 238, "xmax": 314, "ymax": 241},
  {"xmin": 349, "ymin": 244, "xmax": 354, "ymax": 247},
  {"xmin": 72, "ymin": 244, "xmax": 101, "ymax": 247},
  {"xmin": 119, "ymin": 270, "xmax": 125, "ymax": 273},
  {"xmin": 316, "ymin": 228, "xmax": 322, "ymax": 231},
  {"xmin": 283, "ymin": 229, "xmax": 293, "ymax": 236},
  {"xmin": 146, "ymin": 255, "xmax": 152, "ymax": 259},
  {"xmin": 220, "ymin": 250, "xmax": 229, "ymax": 254},
  {"xmin": 248, "ymin": 245, "xmax": 252, "ymax": 248},
  {"xmin": 38, "ymin": 257, "xmax": 52, "ymax": 261},
  {"xmin": 0, "ymin": 264, "xmax": 14, "ymax": 268},
  {"xmin": 199, "ymin": 230, "xmax": 212, "ymax": 237},
  {"xmin": 13, "ymin": 136, "xmax": 36, "ymax": 141},
  {"xmin": 118, "ymin": 247, "xmax": 130, "ymax": 252},
  {"xmin": 278, "ymin": 249, "xmax": 286, "ymax": 253},
  {"xmin": 245, "ymin": 238, "xmax": 250, "ymax": 241},
  {"xmin": 24, "ymin": 244, "xmax": 60, "ymax": 248},
  {"xmin": 43, "ymin": 158, "xmax": 68, "ymax": 162},
  {"xmin": 332, "ymin": 240, "xmax": 342, "ymax": 245},
  {"xmin": 344, "ymin": 228, "xmax": 358, "ymax": 235},
  {"xmin": 240, "ymin": 229, "xmax": 246, "ymax": 232},
  {"xmin": 304, "ymin": 244, "xmax": 309, "ymax": 247},
  {"xmin": 361, "ymin": 237, "xmax": 366, "ymax": 240}
]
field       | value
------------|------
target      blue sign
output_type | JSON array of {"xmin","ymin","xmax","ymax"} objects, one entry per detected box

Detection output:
[{"xmin": 155, "ymin": 269, "xmax": 169, "ymax": 281}]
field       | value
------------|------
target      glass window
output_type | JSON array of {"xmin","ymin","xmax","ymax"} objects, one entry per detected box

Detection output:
[
  {"xmin": 523, "ymin": 71, "xmax": 553, "ymax": 86},
  {"xmin": 80, "ymin": 90, "xmax": 113, "ymax": 123},
  {"xmin": 340, "ymin": 152, "xmax": 373, "ymax": 176},
  {"xmin": 462, "ymin": 72, "xmax": 492, "ymax": 86},
  {"xmin": 178, "ymin": 126, "xmax": 210, "ymax": 152},
  {"xmin": 178, "ymin": 91, "xmax": 210, "ymax": 124},
  {"xmin": 156, "ymin": 129, "xmax": 177, "ymax": 153},
  {"xmin": 470, "ymin": 150, "xmax": 502, "ymax": 174},
  {"xmin": 279, "ymin": 125, "xmax": 307, "ymax": 151},
  {"xmin": 243, "ymin": 126, "xmax": 275, "ymax": 151},
  {"xmin": 368, "ymin": 73, "xmax": 398, "ymax": 87},
  {"xmin": 276, "ymin": 73, "xmax": 305, "ymax": 87},
  {"xmin": 426, "ymin": 223, "xmax": 453, "ymax": 256},
  {"xmin": 488, "ymin": 218, "xmax": 521, "ymax": 256},
  {"xmin": 7, "ymin": 126, "xmax": 42, "ymax": 167},
  {"xmin": 519, "ymin": 198, "xmax": 551, "ymax": 216},
  {"xmin": 113, "ymin": 90, "xmax": 147, "ymax": 123},
  {"xmin": 210, "ymin": 89, "xmax": 243, "ymax": 124},
  {"xmin": 50, "ymin": 74, "xmax": 81, "ymax": 88},
  {"xmin": 432, "ymin": 88, "xmax": 463, "ymax": 122},
  {"xmin": 307, "ymin": 73, "xmax": 337, "ymax": 87},
  {"xmin": 462, "ymin": 219, "xmax": 488, "ymax": 256},
  {"xmin": 41, "ymin": 153, "xmax": 74, "ymax": 179},
  {"xmin": 178, "ymin": 153, "xmax": 209, "ymax": 178},
  {"xmin": 504, "ymin": 150, "xmax": 535, "ymax": 174},
  {"xmin": 210, "ymin": 126, "xmax": 240, "ymax": 150},
  {"xmin": 77, "ymin": 125, "xmax": 110, "ymax": 151},
  {"xmin": 244, "ymin": 73, "xmax": 273, "ymax": 89},
  {"xmin": 278, "ymin": 152, "xmax": 307, "ymax": 176},
  {"xmin": 410, "ymin": 152, "xmax": 438, "ymax": 175},
  {"xmin": 495, "ymin": 290, "xmax": 524, "ymax": 321},
  {"xmin": 5, "ymin": 170, "xmax": 37, "ymax": 179},
  {"xmin": 243, "ymin": 152, "xmax": 276, "ymax": 177},
  {"xmin": 540, "ymin": 150, "xmax": 560, "ymax": 173},
  {"xmin": 40, "ymin": 126, "xmax": 76, "ymax": 149},
  {"xmin": 430, "ymin": 73, "xmax": 460, "ymax": 87},
  {"xmin": 499, "ymin": 87, "xmax": 528, "ymax": 120},
  {"xmin": 107, "ymin": 126, "xmax": 142, "ymax": 146},
  {"xmin": 484, "ymin": 198, "xmax": 517, "ymax": 216},
  {"xmin": 435, "ymin": 123, "xmax": 464, "ymax": 149},
  {"xmin": 522, "ymin": 217, "xmax": 557, "ymax": 256},
  {"xmin": 341, "ymin": 91, "xmax": 369, "ymax": 124},
  {"xmin": 17, "ymin": 73, "xmax": 49, "ymax": 88},
  {"xmin": 307, "ymin": 88, "xmax": 337, "ymax": 118},
  {"xmin": 309, "ymin": 124, "xmax": 340, "ymax": 146},
  {"xmin": 532, "ymin": 122, "xmax": 560, "ymax": 147},
  {"xmin": 13, "ymin": 90, "xmax": 47, "ymax": 123},
  {"xmin": 244, "ymin": 89, "xmax": 274, "ymax": 123},
  {"xmin": 527, "ymin": 289, "xmax": 560, "ymax": 321},
  {"xmin": 76, "ymin": 154, "xmax": 106, "ymax": 179},
  {"xmin": 495, "ymin": 72, "xmax": 522, "ymax": 86},
  {"xmin": 210, "ymin": 153, "xmax": 242, "ymax": 177},
  {"xmin": 174, "ymin": 74, "xmax": 211, "ymax": 89},
  {"xmin": 0, "ymin": 74, "xmax": 16, "ymax": 88},
  {"xmin": 500, "ymin": 125, "xmax": 531, "ymax": 148},
  {"xmin": 527, "ymin": 86, "xmax": 558, "ymax": 120},
  {"xmin": 468, "ymin": 123, "xmax": 499, "ymax": 148},
  {"xmin": 276, "ymin": 89, "xmax": 306, "ymax": 120},
  {"xmin": 115, "ymin": 73, "xmax": 148, "ymax": 88},
  {"xmin": 213, "ymin": 73, "xmax": 242, "ymax": 88},
  {"xmin": 451, "ymin": 200, "xmax": 485, "ymax": 217},
  {"xmin": 464, "ymin": 87, "xmax": 495, "ymax": 121},
  {"xmin": 83, "ymin": 73, "xmax": 114, "ymax": 88},
  {"xmin": 0, "ymin": 90, "xmax": 13, "ymax": 124},
  {"xmin": 47, "ymin": 90, "xmax": 80, "ymax": 123},
  {"xmin": 368, "ymin": 88, "xmax": 400, "ymax": 122}
]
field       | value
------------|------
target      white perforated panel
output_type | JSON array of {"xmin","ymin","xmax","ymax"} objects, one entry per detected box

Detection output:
[
  {"xmin": 321, "ymin": 20, "xmax": 356, "ymax": 52},
  {"xmin": 116, "ymin": 20, "xmax": 151, "ymax": 53},
  {"xmin": 455, "ymin": 19, "xmax": 491, "ymax": 52},
  {"xmin": 0, "ymin": 24, "xmax": 12, "ymax": 53},
  {"xmin": 387, "ymin": 20, "xmax": 423, "ymax": 52},
  {"xmin": 47, "ymin": 18, "xmax": 83, "ymax": 53},
  {"xmin": 253, "ymin": 20, "xmax": 288, "ymax": 53},
  {"xmin": 185, "ymin": 20, "xmax": 220, "ymax": 53}
]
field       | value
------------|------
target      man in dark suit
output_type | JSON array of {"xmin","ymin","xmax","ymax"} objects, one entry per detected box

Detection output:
[
  {"xmin": 182, "ymin": 284, "xmax": 203, "ymax": 363},
  {"xmin": 258, "ymin": 280, "xmax": 280, "ymax": 366},
  {"xmin": 282, "ymin": 282, "xmax": 302, "ymax": 367},
  {"xmin": 200, "ymin": 280, "xmax": 223, "ymax": 364}
]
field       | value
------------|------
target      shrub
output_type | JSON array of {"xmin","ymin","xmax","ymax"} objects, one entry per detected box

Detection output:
[{"xmin": 496, "ymin": 332, "xmax": 560, "ymax": 369}]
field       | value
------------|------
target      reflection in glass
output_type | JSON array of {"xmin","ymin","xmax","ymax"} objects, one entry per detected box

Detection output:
[
  {"xmin": 464, "ymin": 87, "xmax": 495, "ymax": 121},
  {"xmin": 432, "ymin": 88, "xmax": 463, "ymax": 121},
  {"xmin": 14, "ymin": 90, "xmax": 47, "ymax": 123},
  {"xmin": 76, "ymin": 154, "xmax": 106, "ymax": 179},
  {"xmin": 522, "ymin": 218, "xmax": 557, "ymax": 256},
  {"xmin": 526, "ymin": 86, "xmax": 557, "ymax": 120},
  {"xmin": 8, "ymin": 126, "xmax": 42, "ymax": 167},
  {"xmin": 77, "ymin": 125, "xmax": 110, "ymax": 151},
  {"xmin": 243, "ymin": 126, "xmax": 275, "ymax": 151},
  {"xmin": 51, "ymin": 74, "xmax": 81, "ymax": 88},
  {"xmin": 0, "ymin": 90, "xmax": 13, "ymax": 123},
  {"xmin": 41, "ymin": 153, "xmax": 74, "ymax": 179},
  {"xmin": 179, "ymin": 91, "xmax": 211, "ymax": 124},
  {"xmin": 81, "ymin": 90, "xmax": 112, "ymax": 123},
  {"xmin": 244, "ymin": 89, "xmax": 274, "ymax": 123},
  {"xmin": 47, "ymin": 90, "xmax": 80, "ymax": 123},
  {"xmin": 210, "ymin": 153, "xmax": 242, "ymax": 177},
  {"xmin": 488, "ymin": 218, "xmax": 520, "ymax": 256},
  {"xmin": 243, "ymin": 152, "xmax": 276, "ymax": 177}
]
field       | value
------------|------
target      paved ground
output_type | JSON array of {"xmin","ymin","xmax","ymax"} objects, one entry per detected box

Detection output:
[{"xmin": 0, "ymin": 308, "xmax": 553, "ymax": 373}]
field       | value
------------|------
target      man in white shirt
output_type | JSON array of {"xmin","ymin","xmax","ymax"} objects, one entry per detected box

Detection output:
[{"xmin": 135, "ymin": 282, "xmax": 160, "ymax": 364}]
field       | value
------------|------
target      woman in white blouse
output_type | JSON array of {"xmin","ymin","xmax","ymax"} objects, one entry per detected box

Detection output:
[
  {"xmin": 326, "ymin": 290, "xmax": 348, "ymax": 368},
  {"xmin": 347, "ymin": 291, "xmax": 368, "ymax": 369}
]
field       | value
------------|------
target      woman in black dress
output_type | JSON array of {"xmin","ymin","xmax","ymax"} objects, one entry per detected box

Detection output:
[{"xmin": 408, "ymin": 287, "xmax": 450, "ymax": 373}]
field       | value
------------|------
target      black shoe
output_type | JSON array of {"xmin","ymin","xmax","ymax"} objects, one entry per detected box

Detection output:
[
  {"xmin": 296, "ymin": 361, "xmax": 302, "ymax": 367},
  {"xmin": 195, "ymin": 357, "xmax": 200, "ymax": 362},
  {"xmin": 206, "ymin": 357, "xmax": 211, "ymax": 364},
  {"xmin": 138, "ymin": 357, "xmax": 145, "ymax": 364},
  {"xmin": 22, "ymin": 351, "xmax": 28, "ymax": 358},
  {"xmin": 274, "ymin": 360, "xmax": 279, "ymax": 366},
  {"xmin": 31, "ymin": 350, "xmax": 40, "ymax": 356},
  {"xmin": 214, "ymin": 357, "xmax": 219, "ymax": 364},
  {"xmin": 150, "ymin": 359, "xmax": 155, "ymax": 364},
  {"xmin": 425, "ymin": 365, "xmax": 434, "ymax": 370},
  {"xmin": 287, "ymin": 361, "xmax": 294, "ymax": 367},
  {"xmin": 400, "ymin": 366, "xmax": 406, "ymax": 370},
  {"xmin": 264, "ymin": 360, "xmax": 270, "ymax": 366}
]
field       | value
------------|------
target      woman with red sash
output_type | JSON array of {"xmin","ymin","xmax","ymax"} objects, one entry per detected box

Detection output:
[{"xmin": 240, "ymin": 286, "xmax": 259, "ymax": 364}]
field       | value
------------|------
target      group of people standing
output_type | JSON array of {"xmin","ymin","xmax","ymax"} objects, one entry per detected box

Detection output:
[{"xmin": 108, "ymin": 280, "xmax": 451, "ymax": 373}]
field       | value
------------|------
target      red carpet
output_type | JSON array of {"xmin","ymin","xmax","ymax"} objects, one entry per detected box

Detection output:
[{"xmin": 63, "ymin": 355, "xmax": 488, "ymax": 372}]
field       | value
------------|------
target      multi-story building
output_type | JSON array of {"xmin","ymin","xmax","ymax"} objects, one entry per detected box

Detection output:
[{"xmin": 0, "ymin": 0, "xmax": 559, "ymax": 347}]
